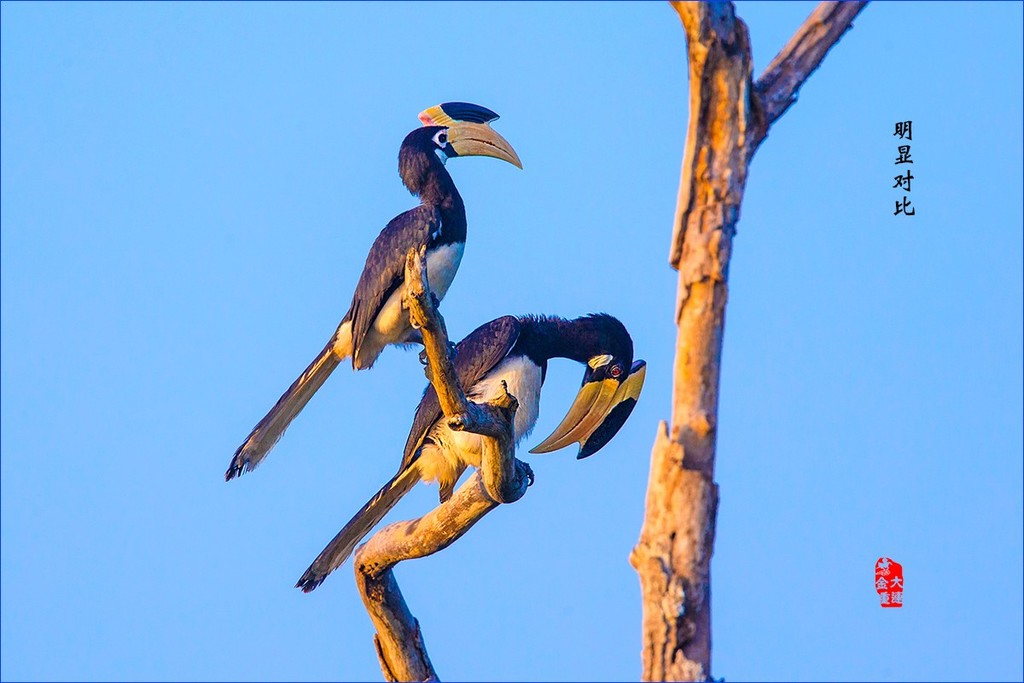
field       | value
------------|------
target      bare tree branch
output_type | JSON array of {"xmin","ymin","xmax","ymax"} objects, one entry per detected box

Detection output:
[
  {"xmin": 754, "ymin": 1, "xmax": 868, "ymax": 138},
  {"xmin": 352, "ymin": 247, "xmax": 532, "ymax": 682},
  {"xmin": 667, "ymin": 1, "xmax": 868, "ymax": 269},
  {"xmin": 638, "ymin": 6, "xmax": 752, "ymax": 680},
  {"xmin": 636, "ymin": 3, "xmax": 867, "ymax": 680}
]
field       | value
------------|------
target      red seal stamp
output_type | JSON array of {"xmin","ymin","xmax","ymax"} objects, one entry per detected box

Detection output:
[{"xmin": 875, "ymin": 557, "xmax": 903, "ymax": 608}]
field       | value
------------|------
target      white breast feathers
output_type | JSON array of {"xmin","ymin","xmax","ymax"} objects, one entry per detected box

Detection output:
[{"xmin": 415, "ymin": 355, "xmax": 543, "ymax": 489}]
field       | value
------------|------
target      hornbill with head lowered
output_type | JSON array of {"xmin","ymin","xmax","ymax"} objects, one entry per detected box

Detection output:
[
  {"xmin": 296, "ymin": 313, "xmax": 646, "ymax": 592},
  {"xmin": 226, "ymin": 103, "xmax": 521, "ymax": 481}
]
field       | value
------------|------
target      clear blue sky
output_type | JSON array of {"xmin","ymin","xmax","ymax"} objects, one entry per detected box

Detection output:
[{"xmin": 2, "ymin": 2, "xmax": 1021, "ymax": 681}]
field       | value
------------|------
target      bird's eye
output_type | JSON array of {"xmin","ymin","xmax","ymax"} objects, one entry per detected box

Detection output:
[
  {"xmin": 433, "ymin": 130, "xmax": 448, "ymax": 147},
  {"xmin": 610, "ymin": 364, "xmax": 623, "ymax": 379}
]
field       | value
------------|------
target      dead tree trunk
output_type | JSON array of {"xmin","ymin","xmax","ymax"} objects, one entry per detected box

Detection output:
[{"xmin": 630, "ymin": 3, "xmax": 867, "ymax": 680}]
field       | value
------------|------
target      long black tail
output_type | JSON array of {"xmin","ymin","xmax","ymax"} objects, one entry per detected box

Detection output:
[
  {"xmin": 225, "ymin": 322, "xmax": 352, "ymax": 481},
  {"xmin": 296, "ymin": 467, "xmax": 419, "ymax": 592}
]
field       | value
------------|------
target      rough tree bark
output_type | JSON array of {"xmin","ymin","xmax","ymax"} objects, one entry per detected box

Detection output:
[
  {"xmin": 353, "ymin": 248, "xmax": 533, "ymax": 682},
  {"xmin": 630, "ymin": 3, "xmax": 867, "ymax": 681}
]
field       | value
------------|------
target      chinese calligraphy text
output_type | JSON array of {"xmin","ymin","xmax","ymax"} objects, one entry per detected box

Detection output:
[{"xmin": 893, "ymin": 120, "xmax": 915, "ymax": 216}]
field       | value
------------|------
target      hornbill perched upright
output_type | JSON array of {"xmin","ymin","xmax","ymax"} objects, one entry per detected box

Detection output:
[
  {"xmin": 296, "ymin": 313, "xmax": 646, "ymax": 592},
  {"xmin": 226, "ymin": 103, "xmax": 521, "ymax": 481}
]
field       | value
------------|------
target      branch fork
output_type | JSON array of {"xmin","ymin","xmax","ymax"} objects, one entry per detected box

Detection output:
[
  {"xmin": 637, "ymin": 3, "xmax": 867, "ymax": 681},
  {"xmin": 353, "ymin": 247, "xmax": 532, "ymax": 682}
]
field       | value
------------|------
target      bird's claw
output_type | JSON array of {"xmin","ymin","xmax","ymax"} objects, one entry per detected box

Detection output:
[
  {"xmin": 518, "ymin": 460, "xmax": 535, "ymax": 487},
  {"xmin": 418, "ymin": 341, "xmax": 456, "ymax": 366}
]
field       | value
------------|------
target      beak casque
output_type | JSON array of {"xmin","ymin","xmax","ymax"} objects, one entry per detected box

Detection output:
[{"xmin": 418, "ymin": 102, "xmax": 499, "ymax": 126}]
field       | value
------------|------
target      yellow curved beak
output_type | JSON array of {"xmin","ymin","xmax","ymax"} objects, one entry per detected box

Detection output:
[
  {"xmin": 447, "ymin": 122, "xmax": 523, "ymax": 169},
  {"xmin": 530, "ymin": 361, "xmax": 647, "ymax": 455},
  {"xmin": 530, "ymin": 379, "xmax": 620, "ymax": 454},
  {"xmin": 577, "ymin": 362, "xmax": 646, "ymax": 458}
]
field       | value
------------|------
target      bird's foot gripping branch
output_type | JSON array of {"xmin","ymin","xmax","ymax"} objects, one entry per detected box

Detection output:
[{"xmin": 353, "ymin": 247, "xmax": 533, "ymax": 682}]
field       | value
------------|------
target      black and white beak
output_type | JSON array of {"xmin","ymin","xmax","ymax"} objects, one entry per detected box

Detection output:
[{"xmin": 530, "ymin": 359, "xmax": 646, "ymax": 459}]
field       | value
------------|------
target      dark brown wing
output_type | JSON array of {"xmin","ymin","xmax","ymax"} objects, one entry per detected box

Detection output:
[{"xmin": 346, "ymin": 204, "xmax": 441, "ymax": 365}]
